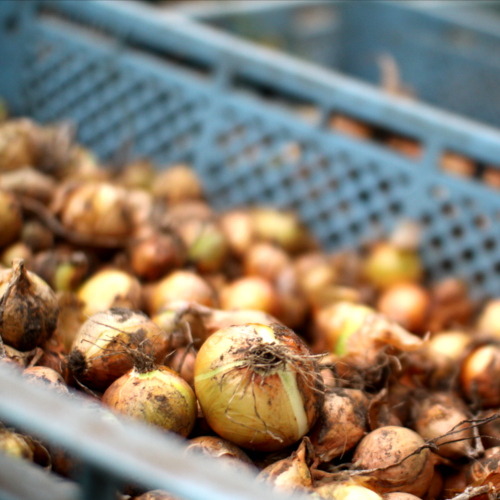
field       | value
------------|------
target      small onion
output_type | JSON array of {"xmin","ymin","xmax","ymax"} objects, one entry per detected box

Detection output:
[
  {"xmin": 352, "ymin": 426, "xmax": 434, "ymax": 496},
  {"xmin": 0, "ymin": 189, "xmax": 22, "ymax": 248},
  {"xmin": 0, "ymin": 428, "xmax": 34, "ymax": 461},
  {"xmin": 77, "ymin": 268, "xmax": 142, "ymax": 317},
  {"xmin": 243, "ymin": 242, "xmax": 291, "ymax": 282},
  {"xmin": 477, "ymin": 299, "xmax": 500, "ymax": 339},
  {"xmin": 314, "ymin": 482, "xmax": 382, "ymax": 500},
  {"xmin": 194, "ymin": 323, "xmax": 324, "ymax": 451},
  {"xmin": 152, "ymin": 164, "xmax": 204, "ymax": 203},
  {"xmin": 148, "ymin": 270, "xmax": 217, "ymax": 315},
  {"xmin": 363, "ymin": 242, "xmax": 422, "ymax": 289},
  {"xmin": 21, "ymin": 220, "xmax": 54, "ymax": 252},
  {"xmin": 219, "ymin": 209, "xmax": 255, "ymax": 257},
  {"xmin": 69, "ymin": 308, "xmax": 170, "ymax": 390},
  {"xmin": 0, "ymin": 259, "xmax": 58, "ymax": 351},
  {"xmin": 102, "ymin": 363, "xmax": 196, "ymax": 437},
  {"xmin": 23, "ymin": 366, "xmax": 68, "ymax": 394},
  {"xmin": 308, "ymin": 388, "xmax": 368, "ymax": 462},
  {"xmin": 257, "ymin": 438, "xmax": 313, "ymax": 493},
  {"xmin": 460, "ymin": 344, "xmax": 500, "ymax": 408},
  {"xmin": 376, "ymin": 283, "xmax": 430, "ymax": 334},
  {"xmin": 220, "ymin": 277, "xmax": 280, "ymax": 317},
  {"xmin": 1, "ymin": 242, "xmax": 33, "ymax": 268}
]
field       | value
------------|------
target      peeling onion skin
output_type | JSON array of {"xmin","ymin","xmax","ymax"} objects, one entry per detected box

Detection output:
[
  {"xmin": 194, "ymin": 323, "xmax": 324, "ymax": 452},
  {"xmin": 352, "ymin": 426, "xmax": 434, "ymax": 496},
  {"xmin": 0, "ymin": 259, "xmax": 58, "ymax": 351},
  {"xmin": 69, "ymin": 308, "xmax": 170, "ymax": 390},
  {"xmin": 102, "ymin": 366, "xmax": 196, "ymax": 437},
  {"xmin": 308, "ymin": 388, "xmax": 368, "ymax": 462}
]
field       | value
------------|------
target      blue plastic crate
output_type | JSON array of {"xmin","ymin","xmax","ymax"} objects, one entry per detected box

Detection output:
[
  {"xmin": 1, "ymin": 1, "xmax": 500, "ymax": 498},
  {"xmin": 186, "ymin": 0, "xmax": 500, "ymax": 130}
]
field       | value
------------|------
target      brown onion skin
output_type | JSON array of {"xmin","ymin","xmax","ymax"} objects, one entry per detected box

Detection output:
[
  {"xmin": 102, "ymin": 366, "xmax": 196, "ymax": 437},
  {"xmin": 376, "ymin": 283, "xmax": 430, "ymax": 334},
  {"xmin": 466, "ymin": 446, "xmax": 500, "ymax": 488},
  {"xmin": 148, "ymin": 270, "xmax": 218, "ymax": 315},
  {"xmin": 308, "ymin": 388, "xmax": 368, "ymax": 463},
  {"xmin": 411, "ymin": 392, "xmax": 473, "ymax": 459},
  {"xmin": 69, "ymin": 308, "xmax": 170, "ymax": 390},
  {"xmin": 128, "ymin": 232, "xmax": 186, "ymax": 281},
  {"xmin": 0, "ymin": 189, "xmax": 22, "ymax": 248},
  {"xmin": 0, "ymin": 260, "xmax": 59, "ymax": 351},
  {"xmin": 243, "ymin": 242, "xmax": 291, "ymax": 283},
  {"xmin": 479, "ymin": 409, "xmax": 500, "ymax": 449},
  {"xmin": 167, "ymin": 347, "xmax": 196, "ymax": 387},
  {"xmin": 461, "ymin": 344, "xmax": 500, "ymax": 408},
  {"xmin": 352, "ymin": 426, "xmax": 434, "ymax": 496},
  {"xmin": 23, "ymin": 366, "xmax": 68, "ymax": 394},
  {"xmin": 185, "ymin": 436, "xmax": 254, "ymax": 472}
]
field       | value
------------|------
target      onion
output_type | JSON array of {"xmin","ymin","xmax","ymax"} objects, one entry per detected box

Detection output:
[
  {"xmin": 243, "ymin": 242, "xmax": 291, "ymax": 282},
  {"xmin": 0, "ymin": 167, "xmax": 56, "ymax": 203},
  {"xmin": 68, "ymin": 308, "xmax": 170, "ymax": 390},
  {"xmin": 466, "ymin": 446, "xmax": 500, "ymax": 488},
  {"xmin": 314, "ymin": 482, "xmax": 382, "ymax": 500},
  {"xmin": 128, "ymin": 231, "xmax": 186, "ymax": 281},
  {"xmin": 363, "ymin": 243, "xmax": 422, "ymax": 289},
  {"xmin": 152, "ymin": 164, "xmax": 204, "ymax": 203},
  {"xmin": 329, "ymin": 114, "xmax": 373, "ymax": 139},
  {"xmin": 77, "ymin": 268, "xmax": 142, "ymax": 316},
  {"xmin": 478, "ymin": 409, "xmax": 500, "ymax": 449},
  {"xmin": 411, "ymin": 392, "xmax": 473, "ymax": 459},
  {"xmin": 352, "ymin": 426, "xmax": 434, "ymax": 495},
  {"xmin": 219, "ymin": 209, "xmax": 255, "ymax": 257},
  {"xmin": 460, "ymin": 344, "xmax": 500, "ymax": 408},
  {"xmin": 1, "ymin": 242, "xmax": 32, "ymax": 268},
  {"xmin": 116, "ymin": 159, "xmax": 155, "ymax": 190},
  {"xmin": 185, "ymin": 436, "xmax": 254, "ymax": 472},
  {"xmin": 309, "ymin": 388, "xmax": 368, "ymax": 462},
  {"xmin": 0, "ymin": 427, "xmax": 34, "ymax": 461},
  {"xmin": 21, "ymin": 220, "xmax": 54, "ymax": 252},
  {"xmin": 23, "ymin": 366, "xmax": 68, "ymax": 394},
  {"xmin": 194, "ymin": 323, "xmax": 324, "ymax": 451},
  {"xmin": 376, "ymin": 283, "xmax": 430, "ymax": 334},
  {"xmin": 477, "ymin": 299, "xmax": 500, "ymax": 339},
  {"xmin": 383, "ymin": 494, "xmax": 422, "ymax": 500},
  {"xmin": 220, "ymin": 277, "xmax": 280, "ymax": 318},
  {"xmin": 167, "ymin": 347, "xmax": 196, "ymax": 386},
  {"xmin": 148, "ymin": 270, "xmax": 217, "ymax": 315},
  {"xmin": 0, "ymin": 259, "xmax": 58, "ymax": 351},
  {"xmin": 0, "ymin": 118, "xmax": 38, "ymax": 171},
  {"xmin": 257, "ymin": 438, "xmax": 313, "ymax": 493},
  {"xmin": 102, "ymin": 362, "xmax": 196, "ymax": 437},
  {"xmin": 56, "ymin": 181, "xmax": 134, "ymax": 241},
  {"xmin": 0, "ymin": 189, "xmax": 22, "ymax": 248}
]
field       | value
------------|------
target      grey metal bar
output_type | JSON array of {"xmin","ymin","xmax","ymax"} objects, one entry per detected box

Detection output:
[
  {"xmin": 0, "ymin": 365, "xmax": 309, "ymax": 500},
  {"xmin": 0, "ymin": 452, "xmax": 79, "ymax": 500}
]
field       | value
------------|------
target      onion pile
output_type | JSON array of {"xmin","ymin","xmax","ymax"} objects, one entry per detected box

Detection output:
[{"xmin": 0, "ymin": 114, "xmax": 499, "ymax": 500}]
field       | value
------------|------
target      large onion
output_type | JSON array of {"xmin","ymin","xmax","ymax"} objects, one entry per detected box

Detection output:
[{"xmin": 194, "ymin": 323, "xmax": 324, "ymax": 451}]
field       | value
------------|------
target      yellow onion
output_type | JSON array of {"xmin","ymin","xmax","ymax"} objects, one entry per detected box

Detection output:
[
  {"xmin": 0, "ymin": 118, "xmax": 38, "ymax": 171},
  {"xmin": 314, "ymin": 482, "xmax": 382, "ymax": 500},
  {"xmin": 77, "ymin": 268, "xmax": 142, "ymax": 316},
  {"xmin": 69, "ymin": 308, "xmax": 170, "ymax": 390},
  {"xmin": 152, "ymin": 164, "xmax": 204, "ymax": 203},
  {"xmin": 353, "ymin": 426, "xmax": 434, "ymax": 496},
  {"xmin": 243, "ymin": 242, "xmax": 291, "ymax": 282},
  {"xmin": 23, "ymin": 366, "xmax": 68, "ymax": 394},
  {"xmin": 219, "ymin": 209, "xmax": 255, "ymax": 257},
  {"xmin": 178, "ymin": 219, "xmax": 228, "ymax": 273},
  {"xmin": 0, "ymin": 427, "xmax": 34, "ymax": 461},
  {"xmin": 116, "ymin": 159, "xmax": 155, "ymax": 190},
  {"xmin": 477, "ymin": 299, "xmax": 500, "ymax": 339},
  {"xmin": 102, "ymin": 363, "xmax": 196, "ymax": 437},
  {"xmin": 363, "ymin": 242, "xmax": 422, "ymax": 289},
  {"xmin": 0, "ymin": 189, "xmax": 22, "ymax": 248},
  {"xmin": 251, "ymin": 207, "xmax": 311, "ymax": 253},
  {"xmin": 1, "ymin": 242, "xmax": 32, "ymax": 268},
  {"xmin": 411, "ymin": 392, "xmax": 473, "ymax": 459},
  {"xmin": 167, "ymin": 347, "xmax": 196, "ymax": 386},
  {"xmin": 21, "ymin": 220, "xmax": 54, "ymax": 252},
  {"xmin": 257, "ymin": 438, "xmax": 313, "ymax": 493},
  {"xmin": 0, "ymin": 259, "xmax": 58, "ymax": 351},
  {"xmin": 148, "ymin": 270, "xmax": 217, "ymax": 315},
  {"xmin": 383, "ymin": 494, "xmax": 422, "ymax": 500},
  {"xmin": 376, "ymin": 283, "xmax": 430, "ymax": 334},
  {"xmin": 194, "ymin": 323, "xmax": 324, "ymax": 451},
  {"xmin": 220, "ymin": 277, "xmax": 280, "ymax": 317},
  {"xmin": 460, "ymin": 344, "xmax": 500, "ymax": 408},
  {"xmin": 56, "ymin": 181, "xmax": 134, "ymax": 241},
  {"xmin": 309, "ymin": 389, "xmax": 368, "ymax": 462},
  {"xmin": 185, "ymin": 436, "xmax": 254, "ymax": 472},
  {"xmin": 128, "ymin": 232, "xmax": 186, "ymax": 281}
]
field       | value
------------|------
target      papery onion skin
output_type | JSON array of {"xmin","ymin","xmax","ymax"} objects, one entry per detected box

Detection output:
[
  {"xmin": 352, "ymin": 426, "xmax": 434, "ymax": 496},
  {"xmin": 314, "ymin": 483, "xmax": 382, "ymax": 500},
  {"xmin": 69, "ymin": 308, "xmax": 170, "ymax": 390},
  {"xmin": 0, "ymin": 260, "xmax": 58, "ymax": 351},
  {"xmin": 194, "ymin": 323, "xmax": 324, "ymax": 452},
  {"xmin": 102, "ymin": 366, "xmax": 196, "ymax": 437}
]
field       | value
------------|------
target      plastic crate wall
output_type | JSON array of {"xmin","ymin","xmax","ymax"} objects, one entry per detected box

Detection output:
[
  {"xmin": 1, "ymin": 0, "xmax": 500, "ymax": 303},
  {"xmin": 190, "ymin": 0, "xmax": 500, "ymax": 130}
]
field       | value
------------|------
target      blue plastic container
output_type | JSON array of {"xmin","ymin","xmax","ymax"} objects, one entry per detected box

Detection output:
[
  {"xmin": 187, "ymin": 0, "xmax": 500, "ymax": 130},
  {"xmin": 1, "ymin": 1, "xmax": 500, "ymax": 498}
]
